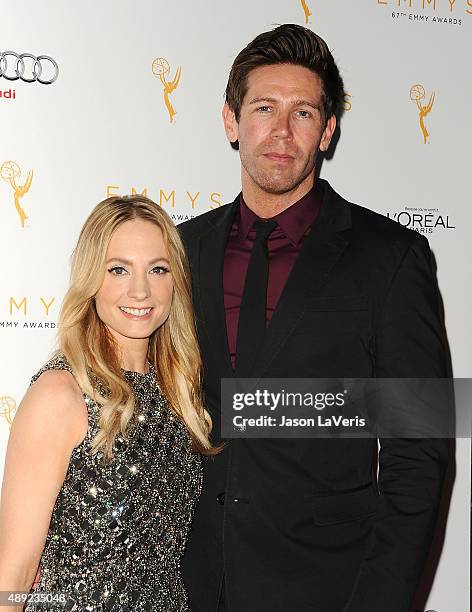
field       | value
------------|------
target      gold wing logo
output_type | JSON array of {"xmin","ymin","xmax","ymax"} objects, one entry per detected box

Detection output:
[
  {"xmin": 152, "ymin": 57, "xmax": 182, "ymax": 124},
  {"xmin": 0, "ymin": 396, "xmax": 17, "ymax": 427},
  {"xmin": 1, "ymin": 160, "xmax": 33, "ymax": 228},
  {"xmin": 300, "ymin": 0, "xmax": 312, "ymax": 24},
  {"xmin": 410, "ymin": 84, "xmax": 435, "ymax": 145}
]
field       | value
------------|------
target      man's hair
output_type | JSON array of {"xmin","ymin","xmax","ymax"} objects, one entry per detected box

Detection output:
[{"xmin": 225, "ymin": 24, "xmax": 344, "ymax": 124}]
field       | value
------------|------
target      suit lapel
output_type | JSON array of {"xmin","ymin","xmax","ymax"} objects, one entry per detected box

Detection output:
[
  {"xmin": 252, "ymin": 182, "xmax": 352, "ymax": 377},
  {"xmin": 196, "ymin": 197, "xmax": 239, "ymax": 379}
]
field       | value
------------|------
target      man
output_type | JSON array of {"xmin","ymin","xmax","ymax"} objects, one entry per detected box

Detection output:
[{"xmin": 179, "ymin": 24, "xmax": 448, "ymax": 612}]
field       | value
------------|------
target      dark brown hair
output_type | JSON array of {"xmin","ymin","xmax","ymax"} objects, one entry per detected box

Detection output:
[{"xmin": 225, "ymin": 24, "xmax": 344, "ymax": 124}]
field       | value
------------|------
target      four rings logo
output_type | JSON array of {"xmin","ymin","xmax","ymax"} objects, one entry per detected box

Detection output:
[{"xmin": 0, "ymin": 51, "xmax": 59, "ymax": 84}]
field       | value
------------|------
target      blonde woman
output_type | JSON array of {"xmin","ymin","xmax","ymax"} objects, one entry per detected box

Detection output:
[{"xmin": 0, "ymin": 195, "xmax": 217, "ymax": 611}]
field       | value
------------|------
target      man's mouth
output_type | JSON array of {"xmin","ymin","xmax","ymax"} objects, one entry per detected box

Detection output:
[{"xmin": 263, "ymin": 153, "xmax": 294, "ymax": 162}]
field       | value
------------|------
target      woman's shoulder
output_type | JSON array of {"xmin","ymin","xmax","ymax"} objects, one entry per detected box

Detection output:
[
  {"xmin": 19, "ymin": 354, "xmax": 88, "ymax": 446},
  {"xmin": 31, "ymin": 352, "xmax": 74, "ymax": 385},
  {"xmin": 29, "ymin": 353, "xmax": 85, "ymax": 413}
]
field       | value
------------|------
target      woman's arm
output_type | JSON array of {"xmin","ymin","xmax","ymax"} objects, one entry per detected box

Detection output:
[{"xmin": 0, "ymin": 369, "xmax": 88, "ymax": 611}]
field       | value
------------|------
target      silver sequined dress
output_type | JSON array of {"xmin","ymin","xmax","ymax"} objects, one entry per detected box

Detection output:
[{"xmin": 25, "ymin": 355, "xmax": 202, "ymax": 612}]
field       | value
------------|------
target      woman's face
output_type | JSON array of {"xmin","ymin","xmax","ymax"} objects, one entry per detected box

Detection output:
[{"xmin": 94, "ymin": 219, "xmax": 174, "ymax": 350}]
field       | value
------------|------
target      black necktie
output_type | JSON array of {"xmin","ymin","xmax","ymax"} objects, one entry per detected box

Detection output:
[{"xmin": 235, "ymin": 219, "xmax": 277, "ymax": 377}]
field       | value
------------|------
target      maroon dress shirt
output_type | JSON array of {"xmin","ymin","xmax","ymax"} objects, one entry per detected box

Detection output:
[{"xmin": 223, "ymin": 181, "xmax": 324, "ymax": 367}]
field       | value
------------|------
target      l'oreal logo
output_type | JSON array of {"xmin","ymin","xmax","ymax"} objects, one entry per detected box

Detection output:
[{"xmin": 386, "ymin": 209, "xmax": 455, "ymax": 234}]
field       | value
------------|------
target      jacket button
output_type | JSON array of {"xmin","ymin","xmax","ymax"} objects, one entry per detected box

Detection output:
[{"xmin": 217, "ymin": 492, "xmax": 225, "ymax": 505}]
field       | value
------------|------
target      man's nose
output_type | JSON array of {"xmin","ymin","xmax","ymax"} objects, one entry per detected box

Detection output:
[{"xmin": 271, "ymin": 111, "xmax": 292, "ymax": 139}]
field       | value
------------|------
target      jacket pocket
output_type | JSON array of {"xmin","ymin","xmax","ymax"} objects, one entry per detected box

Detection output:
[{"xmin": 311, "ymin": 485, "xmax": 380, "ymax": 526}]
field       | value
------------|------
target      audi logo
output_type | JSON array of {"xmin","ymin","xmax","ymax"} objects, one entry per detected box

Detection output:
[{"xmin": 0, "ymin": 51, "xmax": 59, "ymax": 84}]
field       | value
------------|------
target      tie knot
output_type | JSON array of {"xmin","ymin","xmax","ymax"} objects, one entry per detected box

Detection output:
[{"xmin": 253, "ymin": 219, "xmax": 277, "ymax": 241}]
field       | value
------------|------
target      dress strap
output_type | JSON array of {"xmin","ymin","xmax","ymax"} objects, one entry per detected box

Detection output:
[{"xmin": 30, "ymin": 353, "xmax": 74, "ymax": 386}]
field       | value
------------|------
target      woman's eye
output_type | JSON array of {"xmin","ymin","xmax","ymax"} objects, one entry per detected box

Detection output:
[
  {"xmin": 108, "ymin": 266, "xmax": 127, "ymax": 276},
  {"xmin": 151, "ymin": 266, "xmax": 170, "ymax": 275}
]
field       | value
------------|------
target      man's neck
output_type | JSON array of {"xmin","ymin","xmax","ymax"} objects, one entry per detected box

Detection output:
[{"xmin": 241, "ymin": 173, "xmax": 316, "ymax": 219}]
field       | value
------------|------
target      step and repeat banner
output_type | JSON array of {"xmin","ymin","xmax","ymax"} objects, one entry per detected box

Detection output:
[{"xmin": 1, "ymin": 1, "xmax": 470, "ymax": 610}]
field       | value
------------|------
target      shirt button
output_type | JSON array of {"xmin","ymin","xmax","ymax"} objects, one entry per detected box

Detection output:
[{"xmin": 217, "ymin": 492, "xmax": 225, "ymax": 505}]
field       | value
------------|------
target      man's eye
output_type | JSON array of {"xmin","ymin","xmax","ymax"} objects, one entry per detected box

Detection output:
[
  {"xmin": 151, "ymin": 266, "xmax": 170, "ymax": 275},
  {"xmin": 108, "ymin": 266, "xmax": 127, "ymax": 275},
  {"xmin": 296, "ymin": 110, "xmax": 311, "ymax": 118},
  {"xmin": 257, "ymin": 106, "xmax": 271, "ymax": 112}
]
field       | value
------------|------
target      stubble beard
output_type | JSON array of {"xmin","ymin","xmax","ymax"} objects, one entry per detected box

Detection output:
[{"xmin": 240, "ymin": 148, "xmax": 317, "ymax": 196}]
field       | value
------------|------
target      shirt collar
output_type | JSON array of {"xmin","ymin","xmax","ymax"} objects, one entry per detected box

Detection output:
[{"xmin": 238, "ymin": 181, "xmax": 324, "ymax": 246}]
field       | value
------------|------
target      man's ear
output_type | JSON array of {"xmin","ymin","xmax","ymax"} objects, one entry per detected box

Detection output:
[
  {"xmin": 319, "ymin": 115, "xmax": 337, "ymax": 152},
  {"xmin": 222, "ymin": 103, "xmax": 239, "ymax": 144}
]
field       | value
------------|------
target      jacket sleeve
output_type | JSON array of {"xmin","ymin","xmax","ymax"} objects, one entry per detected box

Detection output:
[{"xmin": 343, "ymin": 234, "xmax": 450, "ymax": 612}]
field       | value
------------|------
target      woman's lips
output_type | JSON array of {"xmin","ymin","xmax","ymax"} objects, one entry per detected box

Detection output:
[{"xmin": 119, "ymin": 306, "xmax": 154, "ymax": 321}]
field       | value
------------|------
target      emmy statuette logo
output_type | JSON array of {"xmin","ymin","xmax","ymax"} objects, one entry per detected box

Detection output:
[
  {"xmin": 300, "ymin": 0, "xmax": 312, "ymax": 24},
  {"xmin": 152, "ymin": 57, "xmax": 181, "ymax": 124},
  {"xmin": 0, "ymin": 396, "xmax": 17, "ymax": 427},
  {"xmin": 410, "ymin": 84, "xmax": 435, "ymax": 144},
  {"xmin": 1, "ymin": 160, "xmax": 33, "ymax": 227}
]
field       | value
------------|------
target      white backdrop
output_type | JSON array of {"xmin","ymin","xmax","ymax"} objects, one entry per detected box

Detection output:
[{"xmin": 0, "ymin": 1, "xmax": 470, "ymax": 610}]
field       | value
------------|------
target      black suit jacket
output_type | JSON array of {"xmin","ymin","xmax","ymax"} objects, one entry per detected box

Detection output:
[{"xmin": 178, "ymin": 180, "xmax": 449, "ymax": 612}]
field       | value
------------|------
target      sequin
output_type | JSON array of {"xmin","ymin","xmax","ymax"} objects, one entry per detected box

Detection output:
[{"xmin": 25, "ymin": 355, "xmax": 202, "ymax": 612}]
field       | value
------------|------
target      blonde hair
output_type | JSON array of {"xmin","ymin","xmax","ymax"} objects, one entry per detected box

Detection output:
[{"xmin": 57, "ymin": 195, "xmax": 218, "ymax": 458}]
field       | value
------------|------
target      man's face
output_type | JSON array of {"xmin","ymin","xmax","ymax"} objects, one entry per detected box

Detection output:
[{"xmin": 223, "ymin": 63, "xmax": 336, "ymax": 196}]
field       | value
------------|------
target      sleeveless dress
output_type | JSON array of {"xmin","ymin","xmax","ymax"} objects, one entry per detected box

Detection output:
[{"xmin": 25, "ymin": 354, "xmax": 202, "ymax": 612}]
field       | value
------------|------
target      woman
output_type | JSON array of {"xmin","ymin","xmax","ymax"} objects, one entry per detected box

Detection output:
[{"xmin": 0, "ymin": 195, "xmax": 217, "ymax": 611}]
